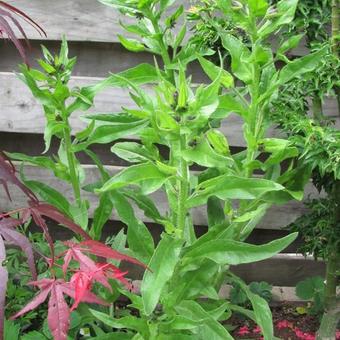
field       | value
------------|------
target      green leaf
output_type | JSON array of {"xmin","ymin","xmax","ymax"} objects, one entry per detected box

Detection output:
[
  {"xmin": 21, "ymin": 331, "xmax": 47, "ymax": 340},
  {"xmin": 277, "ymin": 34, "xmax": 304, "ymax": 55},
  {"xmin": 97, "ymin": 162, "xmax": 171, "ymax": 194},
  {"xmin": 72, "ymin": 63, "xmax": 161, "ymax": 111},
  {"xmin": 212, "ymin": 93, "xmax": 247, "ymax": 119},
  {"xmin": 7, "ymin": 153, "xmax": 67, "ymax": 179},
  {"xmin": 230, "ymin": 277, "xmax": 277, "ymax": 340},
  {"xmin": 177, "ymin": 63, "xmax": 189, "ymax": 108},
  {"xmin": 88, "ymin": 333, "xmax": 133, "ymax": 340},
  {"xmin": 173, "ymin": 23, "xmax": 186, "ymax": 51},
  {"xmin": 78, "ymin": 119, "xmax": 149, "ymax": 148},
  {"xmin": 118, "ymin": 35, "xmax": 145, "ymax": 52},
  {"xmin": 166, "ymin": 260, "xmax": 220, "ymax": 306},
  {"xmin": 141, "ymin": 235, "xmax": 183, "ymax": 315},
  {"xmin": 174, "ymin": 301, "xmax": 233, "ymax": 339},
  {"xmin": 91, "ymin": 193, "xmax": 114, "ymax": 240},
  {"xmin": 111, "ymin": 142, "xmax": 153, "ymax": 163},
  {"xmin": 23, "ymin": 180, "xmax": 72, "ymax": 218},
  {"xmin": 122, "ymin": 188, "xmax": 162, "ymax": 222},
  {"xmin": 198, "ymin": 55, "xmax": 234, "ymax": 88},
  {"xmin": 236, "ymin": 204, "xmax": 270, "ymax": 240},
  {"xmin": 187, "ymin": 175, "xmax": 284, "ymax": 208},
  {"xmin": 277, "ymin": 47, "xmax": 327, "ymax": 86},
  {"xmin": 258, "ymin": 0, "xmax": 299, "ymax": 37},
  {"xmin": 98, "ymin": 0, "xmax": 137, "ymax": 13},
  {"xmin": 248, "ymin": 0, "xmax": 269, "ymax": 17},
  {"xmin": 43, "ymin": 121, "xmax": 66, "ymax": 153},
  {"xmin": 207, "ymin": 196, "xmax": 225, "ymax": 228},
  {"xmin": 160, "ymin": 0, "xmax": 176, "ymax": 13},
  {"xmin": 18, "ymin": 65, "xmax": 58, "ymax": 108},
  {"xmin": 220, "ymin": 34, "xmax": 253, "ymax": 84},
  {"xmin": 181, "ymin": 139, "xmax": 233, "ymax": 168},
  {"xmin": 183, "ymin": 233, "xmax": 298, "ymax": 265},
  {"xmin": 295, "ymin": 276, "xmax": 325, "ymax": 300},
  {"xmin": 206, "ymin": 129, "xmax": 230, "ymax": 156},
  {"xmin": 4, "ymin": 319, "xmax": 20, "ymax": 340},
  {"xmin": 90, "ymin": 309, "xmax": 149, "ymax": 337},
  {"xmin": 102, "ymin": 63, "xmax": 161, "ymax": 87},
  {"xmin": 75, "ymin": 120, "xmax": 95, "ymax": 141},
  {"xmin": 165, "ymin": 5, "xmax": 184, "ymax": 27},
  {"xmin": 53, "ymin": 81, "xmax": 70, "ymax": 102},
  {"xmin": 110, "ymin": 191, "xmax": 154, "ymax": 263}
]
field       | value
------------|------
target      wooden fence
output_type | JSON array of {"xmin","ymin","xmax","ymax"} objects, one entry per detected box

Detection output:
[{"xmin": 1, "ymin": 0, "xmax": 337, "ymax": 285}]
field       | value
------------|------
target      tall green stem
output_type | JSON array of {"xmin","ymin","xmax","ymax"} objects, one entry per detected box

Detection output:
[
  {"xmin": 317, "ymin": 253, "xmax": 340, "ymax": 340},
  {"xmin": 317, "ymin": 180, "xmax": 340, "ymax": 339},
  {"xmin": 63, "ymin": 124, "xmax": 82, "ymax": 207},
  {"xmin": 149, "ymin": 12, "xmax": 174, "ymax": 82},
  {"xmin": 176, "ymin": 135, "xmax": 189, "ymax": 235},
  {"xmin": 149, "ymin": 9, "xmax": 189, "ymax": 235}
]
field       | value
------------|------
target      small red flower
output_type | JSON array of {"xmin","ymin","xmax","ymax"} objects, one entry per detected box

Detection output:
[
  {"xmin": 276, "ymin": 319, "xmax": 293, "ymax": 329},
  {"xmin": 336, "ymin": 330, "xmax": 340, "ymax": 340},
  {"xmin": 294, "ymin": 328, "xmax": 316, "ymax": 340},
  {"xmin": 253, "ymin": 325, "xmax": 262, "ymax": 334},
  {"xmin": 237, "ymin": 325, "xmax": 250, "ymax": 336}
]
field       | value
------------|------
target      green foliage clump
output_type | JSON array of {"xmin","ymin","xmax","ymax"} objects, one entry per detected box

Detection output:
[
  {"xmin": 295, "ymin": 276, "xmax": 325, "ymax": 315},
  {"xmin": 290, "ymin": 198, "xmax": 340, "ymax": 260}
]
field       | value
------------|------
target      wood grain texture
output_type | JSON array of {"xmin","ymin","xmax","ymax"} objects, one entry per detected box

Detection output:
[
  {"xmin": 0, "ymin": 163, "xmax": 319, "ymax": 230},
  {"xmin": 129, "ymin": 255, "xmax": 325, "ymax": 287},
  {"xmin": 4, "ymin": 0, "xmax": 315, "ymax": 56},
  {"xmin": 0, "ymin": 72, "xmax": 338, "ymax": 147},
  {"xmin": 0, "ymin": 41, "xmax": 207, "ymax": 81}
]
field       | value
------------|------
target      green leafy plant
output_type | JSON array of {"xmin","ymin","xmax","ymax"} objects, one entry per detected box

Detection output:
[
  {"xmin": 43, "ymin": 0, "xmax": 329, "ymax": 338},
  {"xmin": 4, "ymin": 0, "xmax": 332, "ymax": 339},
  {"xmin": 296, "ymin": 276, "xmax": 325, "ymax": 315},
  {"xmin": 230, "ymin": 281, "xmax": 273, "ymax": 306},
  {"xmin": 267, "ymin": 0, "xmax": 340, "ymax": 338}
]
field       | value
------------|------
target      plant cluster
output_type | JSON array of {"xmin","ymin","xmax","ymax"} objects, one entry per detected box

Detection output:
[
  {"xmin": 0, "ymin": 0, "xmax": 336, "ymax": 339},
  {"xmin": 295, "ymin": 276, "xmax": 325, "ymax": 315},
  {"xmin": 0, "ymin": 152, "xmax": 144, "ymax": 339}
]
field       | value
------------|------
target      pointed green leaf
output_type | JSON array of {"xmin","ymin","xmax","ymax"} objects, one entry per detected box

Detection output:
[
  {"xmin": 97, "ymin": 162, "xmax": 170, "ymax": 194},
  {"xmin": 174, "ymin": 301, "xmax": 233, "ymax": 339},
  {"xmin": 111, "ymin": 142, "xmax": 153, "ymax": 163},
  {"xmin": 181, "ymin": 139, "xmax": 233, "ymax": 168},
  {"xmin": 141, "ymin": 235, "xmax": 183, "ymax": 315},
  {"xmin": 198, "ymin": 55, "xmax": 234, "ymax": 88},
  {"xmin": 91, "ymin": 193, "xmax": 114, "ymax": 240},
  {"xmin": 188, "ymin": 175, "xmax": 284, "ymax": 208},
  {"xmin": 118, "ymin": 35, "xmax": 145, "ymax": 52},
  {"xmin": 183, "ymin": 233, "xmax": 298, "ymax": 265},
  {"xmin": 110, "ymin": 191, "xmax": 154, "ymax": 263},
  {"xmin": 277, "ymin": 47, "xmax": 327, "ymax": 86},
  {"xmin": 220, "ymin": 34, "xmax": 253, "ymax": 84}
]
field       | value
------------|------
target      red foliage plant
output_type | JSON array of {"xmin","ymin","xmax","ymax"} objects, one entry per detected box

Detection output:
[
  {"xmin": 0, "ymin": 1, "xmax": 46, "ymax": 63},
  {"xmin": 0, "ymin": 152, "xmax": 146, "ymax": 340}
]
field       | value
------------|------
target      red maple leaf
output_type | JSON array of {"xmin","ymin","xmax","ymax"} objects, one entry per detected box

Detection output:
[
  {"xmin": 61, "ymin": 240, "xmax": 144, "ymax": 310},
  {"xmin": 10, "ymin": 278, "xmax": 107, "ymax": 340},
  {"xmin": 0, "ymin": 151, "xmax": 37, "ymax": 202},
  {"xmin": 0, "ymin": 1, "xmax": 46, "ymax": 63}
]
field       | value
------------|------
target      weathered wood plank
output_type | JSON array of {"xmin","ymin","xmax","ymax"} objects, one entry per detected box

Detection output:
[
  {"xmin": 0, "ymin": 72, "xmax": 338, "ymax": 147},
  {"xmin": 121, "ymin": 254, "xmax": 325, "ymax": 286},
  {"xmin": 0, "ymin": 164, "xmax": 319, "ymax": 230},
  {"xmin": 0, "ymin": 40, "xmax": 207, "ymax": 82},
  {"xmin": 4, "ymin": 0, "xmax": 311, "ymax": 56},
  {"xmin": 231, "ymin": 254, "xmax": 325, "ymax": 286}
]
